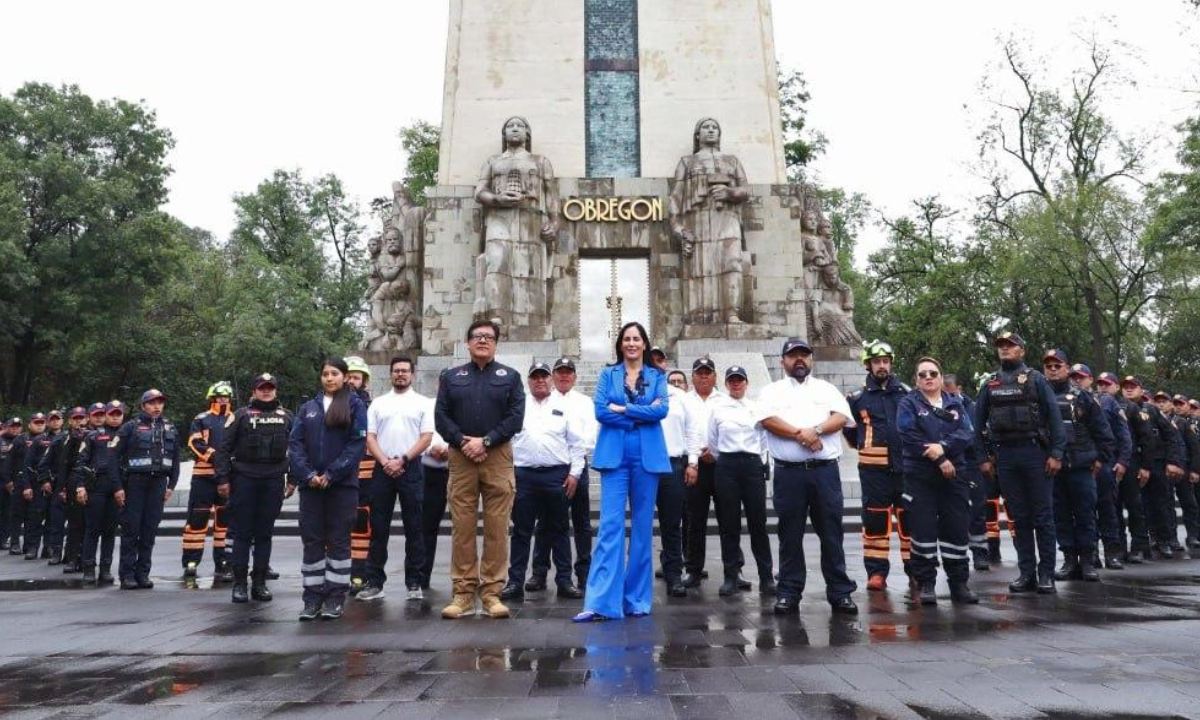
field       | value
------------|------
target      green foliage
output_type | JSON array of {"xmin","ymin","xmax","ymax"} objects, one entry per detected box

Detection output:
[
  {"xmin": 398, "ymin": 120, "xmax": 440, "ymax": 206},
  {"xmin": 778, "ymin": 69, "xmax": 828, "ymax": 182}
]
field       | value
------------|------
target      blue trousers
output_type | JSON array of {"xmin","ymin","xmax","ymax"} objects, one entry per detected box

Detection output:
[
  {"xmin": 299, "ymin": 484, "xmax": 356, "ymax": 603},
  {"xmin": 905, "ymin": 465, "xmax": 971, "ymax": 584},
  {"xmin": 119, "ymin": 474, "xmax": 168, "ymax": 581},
  {"xmin": 1095, "ymin": 464, "xmax": 1121, "ymax": 548},
  {"xmin": 46, "ymin": 491, "xmax": 67, "ymax": 553},
  {"xmin": 509, "ymin": 465, "xmax": 572, "ymax": 588},
  {"xmin": 365, "ymin": 464, "xmax": 425, "ymax": 589},
  {"xmin": 532, "ymin": 463, "xmax": 591, "ymax": 585},
  {"xmin": 996, "ymin": 441, "xmax": 1055, "ymax": 577},
  {"xmin": 773, "ymin": 461, "xmax": 856, "ymax": 602},
  {"xmin": 23, "ymin": 488, "xmax": 49, "ymax": 555},
  {"xmin": 82, "ymin": 487, "xmax": 118, "ymax": 571},
  {"xmin": 418, "ymin": 465, "xmax": 448, "ymax": 588},
  {"xmin": 228, "ymin": 473, "xmax": 285, "ymax": 570},
  {"xmin": 655, "ymin": 457, "xmax": 687, "ymax": 584},
  {"xmin": 583, "ymin": 431, "xmax": 657, "ymax": 618},
  {"xmin": 1054, "ymin": 465, "xmax": 1097, "ymax": 554}
]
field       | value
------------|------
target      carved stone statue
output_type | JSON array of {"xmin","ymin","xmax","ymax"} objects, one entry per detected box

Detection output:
[
  {"xmin": 669, "ymin": 118, "xmax": 750, "ymax": 325},
  {"xmin": 391, "ymin": 183, "xmax": 426, "ymax": 322},
  {"xmin": 473, "ymin": 116, "xmax": 559, "ymax": 331},
  {"xmin": 361, "ymin": 226, "xmax": 418, "ymax": 352},
  {"xmin": 802, "ymin": 199, "xmax": 860, "ymax": 346}
]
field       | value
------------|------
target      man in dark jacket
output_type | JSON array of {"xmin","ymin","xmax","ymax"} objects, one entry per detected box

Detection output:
[{"xmin": 1121, "ymin": 377, "xmax": 1186, "ymax": 559}]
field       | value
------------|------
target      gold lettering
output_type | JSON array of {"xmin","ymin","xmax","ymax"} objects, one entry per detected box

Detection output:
[
  {"xmin": 650, "ymin": 197, "xmax": 663, "ymax": 222},
  {"xmin": 562, "ymin": 199, "xmax": 585, "ymax": 222},
  {"xmin": 617, "ymin": 198, "xmax": 632, "ymax": 221},
  {"xmin": 584, "ymin": 198, "xmax": 597, "ymax": 222},
  {"xmin": 629, "ymin": 199, "xmax": 651, "ymax": 222}
]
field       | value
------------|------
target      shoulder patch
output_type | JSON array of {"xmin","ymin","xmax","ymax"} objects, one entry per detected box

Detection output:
[
  {"xmin": 225, "ymin": 414, "xmax": 237, "ymax": 428},
  {"xmin": 108, "ymin": 436, "xmax": 120, "ymax": 449},
  {"xmin": 846, "ymin": 389, "xmax": 863, "ymax": 401},
  {"xmin": 194, "ymin": 412, "xmax": 207, "ymax": 420}
]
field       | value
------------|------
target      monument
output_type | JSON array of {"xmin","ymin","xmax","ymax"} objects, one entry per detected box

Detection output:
[{"xmin": 361, "ymin": 0, "xmax": 862, "ymax": 395}]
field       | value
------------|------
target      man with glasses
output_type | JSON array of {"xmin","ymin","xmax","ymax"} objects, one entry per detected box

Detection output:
[
  {"xmin": 975, "ymin": 332, "xmax": 1066, "ymax": 594},
  {"xmin": 1042, "ymin": 350, "xmax": 1114, "ymax": 582},
  {"xmin": 435, "ymin": 320, "xmax": 525, "ymax": 619}
]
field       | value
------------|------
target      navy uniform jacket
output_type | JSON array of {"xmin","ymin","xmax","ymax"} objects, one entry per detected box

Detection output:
[
  {"xmin": 38, "ymin": 429, "xmax": 87, "ymax": 494},
  {"xmin": 1168, "ymin": 414, "xmax": 1199, "ymax": 472},
  {"xmin": 1098, "ymin": 393, "xmax": 1133, "ymax": 469},
  {"xmin": 0, "ymin": 433, "xmax": 17, "ymax": 486},
  {"xmin": 73, "ymin": 426, "xmax": 122, "ymax": 492},
  {"xmin": 974, "ymin": 364, "xmax": 1067, "ymax": 461},
  {"xmin": 435, "ymin": 360, "xmax": 525, "ymax": 449},
  {"xmin": 110, "ymin": 413, "xmax": 182, "ymax": 491},
  {"xmin": 215, "ymin": 399, "xmax": 294, "ymax": 481},
  {"xmin": 1049, "ymin": 380, "xmax": 1115, "ymax": 468},
  {"xmin": 1127, "ymin": 401, "xmax": 1185, "ymax": 469},
  {"xmin": 288, "ymin": 393, "xmax": 368, "ymax": 487},
  {"xmin": 843, "ymin": 373, "xmax": 908, "ymax": 471},
  {"xmin": 896, "ymin": 390, "xmax": 975, "ymax": 472},
  {"xmin": 18, "ymin": 431, "xmax": 54, "ymax": 492}
]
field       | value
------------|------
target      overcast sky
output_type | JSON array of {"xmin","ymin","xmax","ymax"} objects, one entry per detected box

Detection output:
[{"xmin": 2, "ymin": 1, "xmax": 1197, "ymax": 264}]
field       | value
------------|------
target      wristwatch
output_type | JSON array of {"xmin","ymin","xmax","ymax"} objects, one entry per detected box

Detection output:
[{"xmin": 482, "ymin": 436, "xmax": 493, "ymax": 448}]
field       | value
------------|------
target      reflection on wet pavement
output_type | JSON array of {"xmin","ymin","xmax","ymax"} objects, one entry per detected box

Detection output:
[{"xmin": 0, "ymin": 537, "xmax": 1198, "ymax": 718}]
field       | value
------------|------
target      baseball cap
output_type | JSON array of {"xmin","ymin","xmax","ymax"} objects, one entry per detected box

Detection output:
[
  {"xmin": 1119, "ymin": 375, "xmax": 1142, "ymax": 388},
  {"xmin": 87, "ymin": 402, "xmax": 107, "ymax": 416},
  {"xmin": 781, "ymin": 337, "xmax": 812, "ymax": 356},
  {"xmin": 1096, "ymin": 372, "xmax": 1119, "ymax": 386},
  {"xmin": 1068, "ymin": 363, "xmax": 1092, "ymax": 378},
  {"xmin": 1173, "ymin": 394, "xmax": 1189, "ymax": 404},
  {"xmin": 725, "ymin": 365, "xmax": 748, "ymax": 380},
  {"xmin": 552, "ymin": 357, "xmax": 576, "ymax": 372},
  {"xmin": 1042, "ymin": 349, "xmax": 1069, "ymax": 365},
  {"xmin": 528, "ymin": 361, "xmax": 552, "ymax": 376},
  {"xmin": 252, "ymin": 373, "xmax": 278, "ymax": 390},
  {"xmin": 5, "ymin": 417, "xmax": 20, "ymax": 427},
  {"xmin": 139, "ymin": 388, "xmax": 167, "ymax": 405},
  {"xmin": 68, "ymin": 406, "xmax": 87, "ymax": 419},
  {"xmin": 994, "ymin": 331, "xmax": 1025, "ymax": 348},
  {"xmin": 30, "ymin": 413, "xmax": 46, "ymax": 423},
  {"xmin": 1153, "ymin": 390, "xmax": 1170, "ymax": 400},
  {"xmin": 649, "ymin": 346, "xmax": 666, "ymax": 358},
  {"xmin": 106, "ymin": 400, "xmax": 126, "ymax": 414},
  {"xmin": 47, "ymin": 409, "xmax": 63, "ymax": 420},
  {"xmin": 692, "ymin": 356, "xmax": 716, "ymax": 372}
]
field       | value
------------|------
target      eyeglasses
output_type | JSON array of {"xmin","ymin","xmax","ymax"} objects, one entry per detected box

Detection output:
[
  {"xmin": 917, "ymin": 370, "xmax": 940, "ymax": 379},
  {"xmin": 1043, "ymin": 363, "xmax": 1065, "ymax": 370},
  {"xmin": 469, "ymin": 333, "xmax": 496, "ymax": 343}
]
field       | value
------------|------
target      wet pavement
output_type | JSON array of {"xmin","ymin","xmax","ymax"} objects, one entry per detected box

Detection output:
[{"xmin": 1, "ymin": 535, "xmax": 1200, "ymax": 719}]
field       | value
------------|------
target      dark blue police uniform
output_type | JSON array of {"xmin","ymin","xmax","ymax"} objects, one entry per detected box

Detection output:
[
  {"xmin": 74, "ymin": 416, "xmax": 123, "ymax": 582},
  {"xmin": 20, "ymin": 428, "xmax": 56, "ymax": 558},
  {"xmin": 112, "ymin": 410, "xmax": 181, "ymax": 586},
  {"xmin": 1095, "ymin": 391, "xmax": 1133, "ymax": 566}
]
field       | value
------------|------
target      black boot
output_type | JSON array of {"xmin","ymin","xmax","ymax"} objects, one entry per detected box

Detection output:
[
  {"xmin": 972, "ymin": 549, "xmax": 991, "ymax": 572},
  {"xmin": 214, "ymin": 558, "xmax": 234, "ymax": 584},
  {"xmin": 1008, "ymin": 574, "xmax": 1036, "ymax": 593},
  {"xmin": 718, "ymin": 577, "xmax": 739, "ymax": 596},
  {"xmin": 251, "ymin": 567, "xmax": 272, "ymax": 602},
  {"xmin": 949, "ymin": 581, "xmax": 980, "ymax": 604},
  {"xmin": 1036, "ymin": 569, "xmax": 1056, "ymax": 594},
  {"xmin": 1078, "ymin": 550, "xmax": 1100, "ymax": 582},
  {"xmin": 231, "ymin": 566, "xmax": 249, "ymax": 604},
  {"xmin": 82, "ymin": 566, "xmax": 97, "ymax": 584},
  {"xmin": 987, "ymin": 538, "xmax": 1002, "ymax": 564},
  {"xmin": 1053, "ymin": 553, "xmax": 1081, "ymax": 581},
  {"xmin": 917, "ymin": 579, "xmax": 937, "ymax": 605},
  {"xmin": 47, "ymin": 548, "xmax": 62, "ymax": 566},
  {"xmin": 1104, "ymin": 543, "xmax": 1124, "ymax": 570},
  {"xmin": 1090, "ymin": 543, "xmax": 1103, "ymax": 569},
  {"xmin": 266, "ymin": 565, "xmax": 280, "ymax": 580},
  {"xmin": 39, "ymin": 545, "xmax": 51, "ymax": 559}
]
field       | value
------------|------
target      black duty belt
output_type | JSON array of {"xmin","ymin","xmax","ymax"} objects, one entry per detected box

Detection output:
[{"xmin": 774, "ymin": 458, "xmax": 836, "ymax": 470}]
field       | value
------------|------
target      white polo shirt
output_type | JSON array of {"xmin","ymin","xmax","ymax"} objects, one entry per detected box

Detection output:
[
  {"xmin": 662, "ymin": 384, "xmax": 703, "ymax": 462},
  {"xmin": 553, "ymin": 387, "xmax": 597, "ymax": 452},
  {"xmin": 756, "ymin": 376, "xmax": 854, "ymax": 462},
  {"xmin": 708, "ymin": 395, "xmax": 766, "ymax": 460},
  {"xmin": 367, "ymin": 388, "xmax": 434, "ymax": 458},
  {"xmin": 686, "ymin": 388, "xmax": 726, "ymax": 455}
]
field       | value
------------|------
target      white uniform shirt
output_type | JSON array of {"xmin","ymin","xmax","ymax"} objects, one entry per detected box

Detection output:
[
  {"xmin": 662, "ymin": 385, "xmax": 703, "ymax": 462},
  {"xmin": 756, "ymin": 376, "xmax": 855, "ymax": 462},
  {"xmin": 554, "ymin": 387, "xmax": 598, "ymax": 452},
  {"xmin": 367, "ymin": 388, "xmax": 434, "ymax": 458},
  {"xmin": 686, "ymin": 388, "xmax": 727, "ymax": 457},
  {"xmin": 708, "ymin": 395, "xmax": 766, "ymax": 460},
  {"xmin": 512, "ymin": 393, "xmax": 586, "ymax": 476},
  {"xmin": 421, "ymin": 397, "xmax": 449, "ymax": 469}
]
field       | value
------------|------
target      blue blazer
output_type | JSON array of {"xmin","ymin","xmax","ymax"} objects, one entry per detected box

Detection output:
[{"xmin": 591, "ymin": 364, "xmax": 671, "ymax": 474}]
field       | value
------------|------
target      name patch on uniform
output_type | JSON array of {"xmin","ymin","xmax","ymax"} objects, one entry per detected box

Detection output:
[
  {"xmin": 108, "ymin": 437, "xmax": 120, "ymax": 448},
  {"xmin": 552, "ymin": 409, "xmax": 563, "ymax": 416},
  {"xmin": 496, "ymin": 369, "xmax": 508, "ymax": 377},
  {"xmin": 457, "ymin": 370, "xmax": 469, "ymax": 376}
]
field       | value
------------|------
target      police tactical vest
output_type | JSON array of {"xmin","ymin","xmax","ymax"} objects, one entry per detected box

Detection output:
[
  {"xmin": 233, "ymin": 407, "xmax": 289, "ymax": 464},
  {"xmin": 126, "ymin": 419, "xmax": 179, "ymax": 474},
  {"xmin": 987, "ymin": 370, "xmax": 1042, "ymax": 440},
  {"xmin": 1130, "ymin": 404, "xmax": 1164, "ymax": 460}
]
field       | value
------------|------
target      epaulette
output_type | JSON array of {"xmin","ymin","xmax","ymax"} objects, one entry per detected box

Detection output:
[
  {"xmin": 846, "ymin": 388, "xmax": 863, "ymax": 401},
  {"xmin": 194, "ymin": 412, "xmax": 208, "ymax": 420},
  {"xmin": 899, "ymin": 382, "xmax": 912, "ymax": 393}
]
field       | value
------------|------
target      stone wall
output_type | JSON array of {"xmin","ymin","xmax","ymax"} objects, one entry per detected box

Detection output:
[{"xmin": 420, "ymin": 179, "xmax": 821, "ymax": 358}]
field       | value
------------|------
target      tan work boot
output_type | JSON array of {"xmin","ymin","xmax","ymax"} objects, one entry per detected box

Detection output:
[
  {"xmin": 481, "ymin": 596, "xmax": 510, "ymax": 619},
  {"xmin": 441, "ymin": 594, "xmax": 476, "ymax": 619}
]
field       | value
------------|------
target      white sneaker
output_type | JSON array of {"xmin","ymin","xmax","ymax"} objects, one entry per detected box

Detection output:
[
  {"xmin": 406, "ymin": 587, "xmax": 424, "ymax": 601},
  {"xmin": 356, "ymin": 585, "xmax": 385, "ymax": 601}
]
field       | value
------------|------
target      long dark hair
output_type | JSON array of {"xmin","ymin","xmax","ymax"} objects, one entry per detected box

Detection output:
[
  {"xmin": 611, "ymin": 321, "xmax": 655, "ymax": 368},
  {"xmin": 321, "ymin": 357, "xmax": 353, "ymax": 429}
]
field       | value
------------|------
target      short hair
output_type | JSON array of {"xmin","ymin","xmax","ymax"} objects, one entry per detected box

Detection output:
[
  {"xmin": 465, "ymin": 319, "xmax": 500, "ymax": 341},
  {"xmin": 667, "ymin": 370, "xmax": 687, "ymax": 384},
  {"xmin": 943, "ymin": 373, "xmax": 959, "ymax": 386},
  {"xmin": 390, "ymin": 355, "xmax": 415, "ymax": 372}
]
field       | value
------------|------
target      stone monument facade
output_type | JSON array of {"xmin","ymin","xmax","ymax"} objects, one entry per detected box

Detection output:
[{"xmin": 363, "ymin": 0, "xmax": 863, "ymax": 394}]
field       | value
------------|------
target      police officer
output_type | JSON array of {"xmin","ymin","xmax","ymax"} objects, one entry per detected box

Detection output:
[
  {"xmin": 184, "ymin": 381, "xmax": 235, "ymax": 583},
  {"xmin": 974, "ymin": 331, "xmax": 1066, "ymax": 594},
  {"xmin": 1099, "ymin": 374, "xmax": 1150, "ymax": 564},
  {"xmin": 501, "ymin": 362, "xmax": 586, "ymax": 601},
  {"xmin": 944, "ymin": 374, "xmax": 991, "ymax": 571},
  {"xmin": 528, "ymin": 357, "xmax": 597, "ymax": 593},
  {"xmin": 40, "ymin": 407, "xmax": 89, "ymax": 567},
  {"xmin": 63, "ymin": 404, "xmax": 107, "ymax": 573},
  {"xmin": 1187, "ymin": 398, "xmax": 1200, "ymax": 549},
  {"xmin": 845, "ymin": 340, "xmax": 912, "ymax": 592},
  {"xmin": 898, "ymin": 357, "xmax": 979, "ymax": 605},
  {"xmin": 417, "ymin": 404, "xmax": 450, "ymax": 591},
  {"xmin": 709, "ymin": 365, "xmax": 774, "ymax": 596},
  {"xmin": 112, "ymin": 389, "xmax": 181, "ymax": 589},
  {"xmin": 1041, "ymin": 350, "xmax": 1114, "ymax": 582},
  {"xmin": 344, "ymin": 356, "xmax": 375, "ymax": 595},
  {"xmin": 18, "ymin": 411, "xmax": 55, "ymax": 560},
  {"xmin": 216, "ymin": 373, "xmax": 294, "ymax": 603},
  {"xmin": 1159, "ymin": 393, "xmax": 1200, "ymax": 551},
  {"xmin": 7, "ymin": 415, "xmax": 37, "ymax": 554},
  {"xmin": 1074, "ymin": 367, "xmax": 1133, "ymax": 569},
  {"xmin": 657, "ymin": 365, "xmax": 701, "ymax": 597},
  {"xmin": 75, "ymin": 401, "xmax": 126, "ymax": 585},
  {"xmin": 759, "ymin": 337, "xmax": 858, "ymax": 616},
  {"xmin": 1120, "ymin": 377, "xmax": 1185, "ymax": 560},
  {"xmin": 0, "ymin": 417, "xmax": 21, "ymax": 552}
]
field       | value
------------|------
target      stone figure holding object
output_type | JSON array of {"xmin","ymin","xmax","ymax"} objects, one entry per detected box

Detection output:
[
  {"xmin": 668, "ymin": 118, "xmax": 750, "ymax": 325},
  {"xmin": 473, "ymin": 116, "xmax": 560, "ymax": 331}
]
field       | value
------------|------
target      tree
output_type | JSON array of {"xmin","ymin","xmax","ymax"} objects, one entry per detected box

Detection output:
[
  {"xmin": 778, "ymin": 69, "xmax": 827, "ymax": 182},
  {"xmin": 0, "ymin": 83, "xmax": 176, "ymax": 405},
  {"xmin": 977, "ymin": 38, "xmax": 1161, "ymax": 371},
  {"xmin": 398, "ymin": 120, "xmax": 440, "ymax": 205}
]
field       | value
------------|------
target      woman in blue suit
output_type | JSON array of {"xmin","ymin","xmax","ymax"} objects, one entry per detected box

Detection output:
[{"xmin": 574, "ymin": 321, "xmax": 670, "ymax": 622}]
